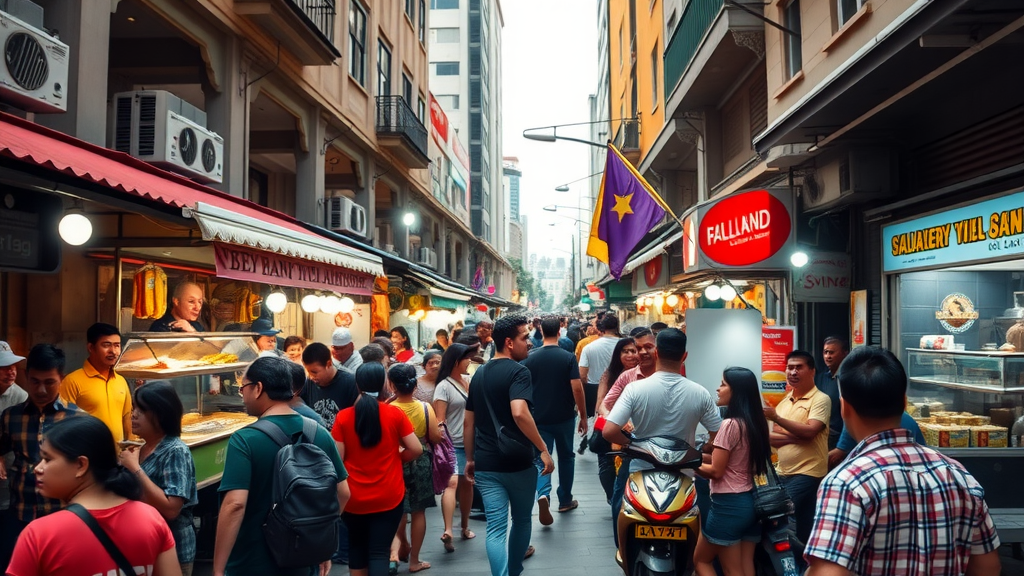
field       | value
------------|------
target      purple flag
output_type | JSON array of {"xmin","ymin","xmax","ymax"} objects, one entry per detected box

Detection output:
[{"xmin": 587, "ymin": 144, "xmax": 672, "ymax": 279}]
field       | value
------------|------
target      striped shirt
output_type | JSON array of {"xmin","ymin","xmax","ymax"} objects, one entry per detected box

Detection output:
[
  {"xmin": 805, "ymin": 429, "xmax": 999, "ymax": 575},
  {"xmin": 0, "ymin": 398, "xmax": 79, "ymax": 522}
]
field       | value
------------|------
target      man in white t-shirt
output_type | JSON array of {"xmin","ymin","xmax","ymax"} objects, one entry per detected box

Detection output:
[{"xmin": 578, "ymin": 315, "xmax": 621, "ymax": 417}]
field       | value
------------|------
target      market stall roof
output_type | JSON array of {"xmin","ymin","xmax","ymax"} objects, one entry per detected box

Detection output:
[{"xmin": 0, "ymin": 112, "xmax": 383, "ymax": 277}]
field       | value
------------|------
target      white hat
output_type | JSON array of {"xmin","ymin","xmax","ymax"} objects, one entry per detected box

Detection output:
[
  {"xmin": 0, "ymin": 341, "xmax": 26, "ymax": 367},
  {"xmin": 332, "ymin": 327, "xmax": 353, "ymax": 347}
]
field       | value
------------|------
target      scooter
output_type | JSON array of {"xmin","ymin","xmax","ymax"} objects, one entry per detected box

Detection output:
[
  {"xmin": 613, "ymin": 434, "xmax": 704, "ymax": 576},
  {"xmin": 755, "ymin": 513, "xmax": 801, "ymax": 576}
]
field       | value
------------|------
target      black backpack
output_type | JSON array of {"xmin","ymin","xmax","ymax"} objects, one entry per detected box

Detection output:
[{"xmin": 250, "ymin": 418, "xmax": 340, "ymax": 568}]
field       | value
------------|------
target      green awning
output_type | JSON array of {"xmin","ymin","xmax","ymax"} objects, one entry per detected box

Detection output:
[
  {"xmin": 604, "ymin": 276, "xmax": 635, "ymax": 303},
  {"xmin": 430, "ymin": 295, "xmax": 468, "ymax": 311}
]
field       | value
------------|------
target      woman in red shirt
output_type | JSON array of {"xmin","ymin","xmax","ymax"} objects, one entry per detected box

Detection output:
[
  {"xmin": 333, "ymin": 362, "xmax": 423, "ymax": 576},
  {"xmin": 390, "ymin": 327, "xmax": 416, "ymax": 364}
]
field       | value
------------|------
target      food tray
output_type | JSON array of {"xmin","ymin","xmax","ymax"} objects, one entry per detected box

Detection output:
[
  {"xmin": 180, "ymin": 412, "xmax": 256, "ymax": 447},
  {"xmin": 118, "ymin": 361, "xmax": 250, "ymax": 380}
]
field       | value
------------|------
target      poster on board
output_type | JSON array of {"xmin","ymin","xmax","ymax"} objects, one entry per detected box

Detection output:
[
  {"xmin": 762, "ymin": 326, "xmax": 796, "ymax": 407},
  {"xmin": 851, "ymin": 290, "xmax": 868, "ymax": 348}
]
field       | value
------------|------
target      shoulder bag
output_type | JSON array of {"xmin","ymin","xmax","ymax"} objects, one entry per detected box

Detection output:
[
  {"xmin": 479, "ymin": 383, "xmax": 535, "ymax": 467},
  {"xmin": 424, "ymin": 402, "xmax": 457, "ymax": 494},
  {"xmin": 67, "ymin": 503, "xmax": 138, "ymax": 576},
  {"xmin": 752, "ymin": 462, "xmax": 795, "ymax": 520}
]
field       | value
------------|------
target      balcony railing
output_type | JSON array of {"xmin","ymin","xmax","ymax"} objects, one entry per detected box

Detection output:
[
  {"xmin": 375, "ymin": 95, "xmax": 429, "ymax": 165},
  {"xmin": 664, "ymin": 0, "xmax": 724, "ymax": 102},
  {"xmin": 287, "ymin": 0, "xmax": 335, "ymax": 44}
]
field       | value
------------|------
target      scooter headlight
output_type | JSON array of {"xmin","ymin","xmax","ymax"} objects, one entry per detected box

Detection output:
[{"xmin": 621, "ymin": 497, "xmax": 638, "ymax": 516}]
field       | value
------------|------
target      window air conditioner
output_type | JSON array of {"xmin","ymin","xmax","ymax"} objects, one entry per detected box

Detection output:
[
  {"xmin": 325, "ymin": 196, "xmax": 368, "ymax": 237},
  {"xmin": 111, "ymin": 90, "xmax": 223, "ymax": 184},
  {"xmin": 0, "ymin": 3, "xmax": 69, "ymax": 114},
  {"xmin": 416, "ymin": 247, "xmax": 437, "ymax": 270}
]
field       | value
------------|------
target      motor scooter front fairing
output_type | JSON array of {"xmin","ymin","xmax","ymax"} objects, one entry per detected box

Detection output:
[{"xmin": 615, "ymin": 436, "xmax": 703, "ymax": 576}]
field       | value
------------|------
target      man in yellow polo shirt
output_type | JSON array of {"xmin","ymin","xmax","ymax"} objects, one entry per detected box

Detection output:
[
  {"xmin": 61, "ymin": 323, "xmax": 131, "ymax": 441},
  {"xmin": 763, "ymin": 349, "xmax": 830, "ymax": 549}
]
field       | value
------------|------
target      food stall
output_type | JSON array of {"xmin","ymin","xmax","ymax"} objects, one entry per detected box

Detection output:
[{"xmin": 116, "ymin": 332, "xmax": 260, "ymax": 487}]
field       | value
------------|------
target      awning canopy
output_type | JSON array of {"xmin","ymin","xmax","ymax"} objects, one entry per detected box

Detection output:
[{"xmin": 0, "ymin": 112, "xmax": 383, "ymax": 277}]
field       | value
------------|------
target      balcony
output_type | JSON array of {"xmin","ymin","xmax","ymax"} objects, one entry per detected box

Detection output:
[
  {"xmin": 614, "ymin": 119, "xmax": 641, "ymax": 165},
  {"xmin": 662, "ymin": 0, "xmax": 762, "ymax": 115},
  {"xmin": 376, "ymin": 96, "xmax": 430, "ymax": 169},
  {"xmin": 235, "ymin": 0, "xmax": 341, "ymax": 66}
]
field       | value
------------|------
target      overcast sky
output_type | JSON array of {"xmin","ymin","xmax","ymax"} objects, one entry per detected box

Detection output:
[{"xmin": 500, "ymin": 0, "xmax": 598, "ymax": 262}]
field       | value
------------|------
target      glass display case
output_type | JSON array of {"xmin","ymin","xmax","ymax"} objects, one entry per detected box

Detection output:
[
  {"xmin": 905, "ymin": 348, "xmax": 1024, "ymax": 450},
  {"xmin": 117, "ymin": 333, "xmax": 261, "ymax": 486}
]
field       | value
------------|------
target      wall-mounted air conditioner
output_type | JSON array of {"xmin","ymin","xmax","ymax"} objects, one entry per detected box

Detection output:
[
  {"xmin": 326, "ymin": 196, "xmax": 367, "ymax": 237},
  {"xmin": 0, "ymin": 2, "xmax": 68, "ymax": 113},
  {"xmin": 416, "ymin": 247, "xmax": 437, "ymax": 270},
  {"xmin": 111, "ymin": 90, "xmax": 223, "ymax": 183},
  {"xmin": 802, "ymin": 149, "xmax": 892, "ymax": 212}
]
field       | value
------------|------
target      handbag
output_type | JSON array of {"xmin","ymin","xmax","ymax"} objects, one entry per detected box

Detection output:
[
  {"xmin": 480, "ymin": 385, "xmax": 535, "ymax": 466},
  {"xmin": 424, "ymin": 402, "xmax": 457, "ymax": 495},
  {"xmin": 752, "ymin": 462, "xmax": 795, "ymax": 520},
  {"xmin": 66, "ymin": 503, "xmax": 138, "ymax": 576},
  {"xmin": 588, "ymin": 415, "xmax": 611, "ymax": 454}
]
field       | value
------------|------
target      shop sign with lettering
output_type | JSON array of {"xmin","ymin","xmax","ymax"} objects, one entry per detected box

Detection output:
[
  {"xmin": 792, "ymin": 252, "xmax": 851, "ymax": 303},
  {"xmin": 214, "ymin": 243, "xmax": 375, "ymax": 295},
  {"xmin": 0, "ymin": 188, "xmax": 62, "ymax": 273},
  {"xmin": 883, "ymin": 190, "xmax": 1024, "ymax": 272},
  {"xmin": 684, "ymin": 188, "xmax": 795, "ymax": 273}
]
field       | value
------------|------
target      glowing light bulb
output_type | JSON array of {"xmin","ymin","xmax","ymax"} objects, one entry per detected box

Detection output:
[
  {"xmin": 265, "ymin": 291, "xmax": 287, "ymax": 313},
  {"xmin": 301, "ymin": 294, "xmax": 321, "ymax": 313},
  {"xmin": 704, "ymin": 285, "xmax": 721, "ymax": 301}
]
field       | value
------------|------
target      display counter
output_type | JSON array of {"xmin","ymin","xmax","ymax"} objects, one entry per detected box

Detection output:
[{"xmin": 117, "ymin": 332, "xmax": 260, "ymax": 487}]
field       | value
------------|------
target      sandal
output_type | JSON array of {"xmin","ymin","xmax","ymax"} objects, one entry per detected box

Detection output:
[
  {"xmin": 441, "ymin": 532, "xmax": 455, "ymax": 553},
  {"xmin": 524, "ymin": 545, "xmax": 535, "ymax": 560},
  {"xmin": 461, "ymin": 527, "xmax": 476, "ymax": 540},
  {"xmin": 389, "ymin": 561, "xmax": 400, "ymax": 576}
]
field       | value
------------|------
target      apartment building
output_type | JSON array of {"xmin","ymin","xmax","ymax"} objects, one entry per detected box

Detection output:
[
  {"xmin": 584, "ymin": 0, "xmax": 612, "ymax": 288},
  {"xmin": 501, "ymin": 157, "xmax": 527, "ymax": 264}
]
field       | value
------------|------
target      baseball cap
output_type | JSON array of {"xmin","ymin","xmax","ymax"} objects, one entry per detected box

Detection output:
[
  {"xmin": 250, "ymin": 319, "xmax": 282, "ymax": 337},
  {"xmin": 0, "ymin": 341, "xmax": 26, "ymax": 367},
  {"xmin": 332, "ymin": 327, "xmax": 353, "ymax": 347}
]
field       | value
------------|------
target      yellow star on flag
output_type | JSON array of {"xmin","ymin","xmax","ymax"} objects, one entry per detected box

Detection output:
[{"xmin": 611, "ymin": 193, "xmax": 634, "ymax": 222}]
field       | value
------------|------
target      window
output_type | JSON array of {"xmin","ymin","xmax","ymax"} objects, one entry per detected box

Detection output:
[
  {"xmin": 650, "ymin": 44, "xmax": 659, "ymax": 109},
  {"xmin": 418, "ymin": 95, "xmax": 426, "ymax": 123},
  {"xmin": 419, "ymin": 0, "xmax": 426, "ymax": 43},
  {"xmin": 405, "ymin": 0, "xmax": 415, "ymax": 21},
  {"xmin": 433, "ymin": 28, "xmax": 459, "ymax": 43},
  {"xmin": 434, "ymin": 62, "xmax": 459, "ymax": 75},
  {"xmin": 435, "ymin": 94, "xmax": 459, "ymax": 110},
  {"xmin": 618, "ymin": 22, "xmax": 624, "ymax": 68},
  {"xmin": 431, "ymin": 0, "xmax": 458, "ymax": 8},
  {"xmin": 348, "ymin": 1, "xmax": 367, "ymax": 85},
  {"xmin": 377, "ymin": 40, "xmax": 392, "ymax": 97},
  {"xmin": 402, "ymin": 73, "xmax": 413, "ymax": 105},
  {"xmin": 783, "ymin": 0, "xmax": 802, "ymax": 79},
  {"xmin": 837, "ymin": 0, "xmax": 866, "ymax": 27}
]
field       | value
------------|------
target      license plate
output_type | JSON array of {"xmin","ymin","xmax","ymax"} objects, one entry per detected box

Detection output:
[{"xmin": 635, "ymin": 524, "xmax": 686, "ymax": 540}]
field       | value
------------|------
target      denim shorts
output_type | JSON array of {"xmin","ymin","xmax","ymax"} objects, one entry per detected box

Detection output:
[
  {"xmin": 454, "ymin": 446, "xmax": 467, "ymax": 475},
  {"xmin": 702, "ymin": 490, "xmax": 761, "ymax": 546}
]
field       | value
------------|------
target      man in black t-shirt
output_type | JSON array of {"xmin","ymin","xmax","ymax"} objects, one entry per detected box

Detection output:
[
  {"xmin": 300, "ymin": 342, "xmax": 358, "ymax": 431},
  {"xmin": 522, "ymin": 316, "xmax": 587, "ymax": 525},
  {"xmin": 465, "ymin": 315, "xmax": 553, "ymax": 576}
]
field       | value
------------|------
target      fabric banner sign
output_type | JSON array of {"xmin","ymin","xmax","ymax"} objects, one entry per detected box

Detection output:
[{"xmin": 214, "ymin": 243, "xmax": 375, "ymax": 295}]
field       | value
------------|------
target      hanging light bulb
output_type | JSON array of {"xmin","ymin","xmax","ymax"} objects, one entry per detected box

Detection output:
[
  {"xmin": 301, "ymin": 294, "xmax": 321, "ymax": 313},
  {"xmin": 320, "ymin": 295, "xmax": 341, "ymax": 314},
  {"xmin": 704, "ymin": 284, "xmax": 721, "ymax": 301},
  {"xmin": 654, "ymin": 294, "xmax": 665, "ymax": 308},
  {"xmin": 644, "ymin": 296, "xmax": 654, "ymax": 307},
  {"xmin": 635, "ymin": 297, "xmax": 644, "ymax": 308},
  {"xmin": 58, "ymin": 212, "xmax": 93, "ymax": 246},
  {"xmin": 720, "ymin": 284, "xmax": 737, "ymax": 301},
  {"xmin": 339, "ymin": 297, "xmax": 355, "ymax": 313},
  {"xmin": 265, "ymin": 291, "xmax": 288, "ymax": 313},
  {"xmin": 790, "ymin": 251, "xmax": 809, "ymax": 267},
  {"xmin": 666, "ymin": 294, "xmax": 680, "ymax": 307}
]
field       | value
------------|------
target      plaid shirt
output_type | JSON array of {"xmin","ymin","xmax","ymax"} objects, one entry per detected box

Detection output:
[
  {"xmin": 0, "ymin": 399, "xmax": 79, "ymax": 522},
  {"xmin": 805, "ymin": 429, "xmax": 1000, "ymax": 575}
]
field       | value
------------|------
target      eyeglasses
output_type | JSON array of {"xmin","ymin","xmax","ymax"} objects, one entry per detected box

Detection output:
[{"xmin": 238, "ymin": 382, "xmax": 256, "ymax": 397}]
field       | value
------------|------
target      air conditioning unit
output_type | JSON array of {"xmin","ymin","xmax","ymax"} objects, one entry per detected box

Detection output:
[
  {"xmin": 802, "ymin": 149, "xmax": 892, "ymax": 211},
  {"xmin": 0, "ymin": 4, "xmax": 69, "ymax": 114},
  {"xmin": 416, "ymin": 247, "xmax": 437, "ymax": 269},
  {"xmin": 111, "ymin": 90, "xmax": 223, "ymax": 183},
  {"xmin": 325, "ymin": 196, "xmax": 367, "ymax": 237}
]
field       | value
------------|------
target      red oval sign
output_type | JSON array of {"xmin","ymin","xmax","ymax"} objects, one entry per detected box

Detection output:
[
  {"xmin": 644, "ymin": 257, "xmax": 663, "ymax": 287},
  {"xmin": 698, "ymin": 190, "xmax": 791, "ymax": 266}
]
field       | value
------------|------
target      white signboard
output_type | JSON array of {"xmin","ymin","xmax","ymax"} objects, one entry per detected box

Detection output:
[{"xmin": 792, "ymin": 251, "xmax": 852, "ymax": 303}]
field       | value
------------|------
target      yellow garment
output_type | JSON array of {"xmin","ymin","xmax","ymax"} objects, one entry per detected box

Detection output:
[
  {"xmin": 775, "ymin": 386, "xmax": 830, "ymax": 478},
  {"xmin": 575, "ymin": 335, "xmax": 599, "ymax": 362},
  {"xmin": 393, "ymin": 399, "xmax": 429, "ymax": 439},
  {"xmin": 60, "ymin": 360, "xmax": 133, "ymax": 441}
]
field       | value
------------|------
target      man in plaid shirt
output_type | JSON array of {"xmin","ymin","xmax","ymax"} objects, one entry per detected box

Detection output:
[
  {"xmin": 0, "ymin": 344, "xmax": 78, "ymax": 567},
  {"xmin": 805, "ymin": 347, "xmax": 1000, "ymax": 576}
]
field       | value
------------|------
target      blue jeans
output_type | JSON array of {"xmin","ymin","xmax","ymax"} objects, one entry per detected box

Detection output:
[
  {"xmin": 534, "ymin": 418, "xmax": 576, "ymax": 507},
  {"xmin": 610, "ymin": 456, "xmax": 631, "ymax": 546},
  {"xmin": 781, "ymin": 473, "xmax": 822, "ymax": 547},
  {"xmin": 475, "ymin": 468, "xmax": 537, "ymax": 576}
]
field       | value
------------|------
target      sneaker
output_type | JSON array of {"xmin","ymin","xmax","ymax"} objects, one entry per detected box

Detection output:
[{"xmin": 537, "ymin": 496, "xmax": 554, "ymax": 526}]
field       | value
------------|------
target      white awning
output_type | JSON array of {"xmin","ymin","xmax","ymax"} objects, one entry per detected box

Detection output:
[
  {"xmin": 622, "ymin": 228, "xmax": 683, "ymax": 276},
  {"xmin": 184, "ymin": 201, "xmax": 384, "ymax": 277}
]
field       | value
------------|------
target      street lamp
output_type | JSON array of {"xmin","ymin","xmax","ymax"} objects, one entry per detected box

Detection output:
[
  {"xmin": 555, "ymin": 185, "xmax": 570, "ymax": 192},
  {"xmin": 523, "ymin": 119, "xmax": 636, "ymax": 149}
]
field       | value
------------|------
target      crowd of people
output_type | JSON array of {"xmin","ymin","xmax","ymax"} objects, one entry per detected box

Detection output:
[{"xmin": 0, "ymin": 298, "xmax": 1007, "ymax": 576}]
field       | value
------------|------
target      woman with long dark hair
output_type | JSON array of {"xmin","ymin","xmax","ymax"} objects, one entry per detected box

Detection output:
[
  {"xmin": 592, "ymin": 338, "xmax": 639, "ymax": 500},
  {"xmin": 9, "ymin": 416, "xmax": 180, "ymax": 576},
  {"xmin": 415, "ymin": 350, "xmax": 442, "ymax": 404},
  {"xmin": 693, "ymin": 367, "xmax": 772, "ymax": 576},
  {"xmin": 432, "ymin": 342, "xmax": 480, "ymax": 548},
  {"xmin": 119, "ymin": 382, "xmax": 198, "ymax": 576},
  {"xmin": 333, "ymin": 363, "xmax": 423, "ymax": 576},
  {"xmin": 391, "ymin": 327, "xmax": 415, "ymax": 363}
]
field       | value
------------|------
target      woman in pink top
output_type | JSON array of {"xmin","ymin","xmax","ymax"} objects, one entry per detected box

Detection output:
[{"xmin": 694, "ymin": 367, "xmax": 772, "ymax": 576}]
